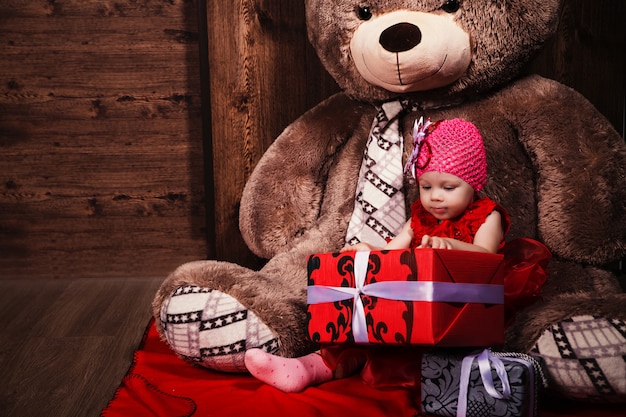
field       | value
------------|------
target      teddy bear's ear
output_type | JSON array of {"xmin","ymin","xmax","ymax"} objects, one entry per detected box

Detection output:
[{"xmin": 460, "ymin": 1, "xmax": 562, "ymax": 92}]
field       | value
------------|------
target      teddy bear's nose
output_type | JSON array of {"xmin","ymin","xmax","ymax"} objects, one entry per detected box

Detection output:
[{"xmin": 379, "ymin": 22, "xmax": 422, "ymax": 53}]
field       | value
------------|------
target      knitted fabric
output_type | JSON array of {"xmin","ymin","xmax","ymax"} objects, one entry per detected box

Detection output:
[{"xmin": 415, "ymin": 119, "xmax": 487, "ymax": 192}]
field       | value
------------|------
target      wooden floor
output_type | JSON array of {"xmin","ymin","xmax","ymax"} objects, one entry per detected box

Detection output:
[{"xmin": 0, "ymin": 277, "xmax": 164, "ymax": 417}]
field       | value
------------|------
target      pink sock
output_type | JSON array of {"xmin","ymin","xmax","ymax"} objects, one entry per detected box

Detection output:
[{"xmin": 244, "ymin": 349, "xmax": 333, "ymax": 393}]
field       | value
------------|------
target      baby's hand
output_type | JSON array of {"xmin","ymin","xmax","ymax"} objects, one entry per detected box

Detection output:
[
  {"xmin": 420, "ymin": 235, "xmax": 453, "ymax": 250},
  {"xmin": 340, "ymin": 242, "xmax": 375, "ymax": 252}
]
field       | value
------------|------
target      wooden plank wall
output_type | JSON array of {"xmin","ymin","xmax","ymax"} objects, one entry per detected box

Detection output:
[
  {"xmin": 203, "ymin": 1, "xmax": 338, "ymax": 268},
  {"xmin": 0, "ymin": 0, "xmax": 208, "ymax": 279},
  {"xmin": 529, "ymin": 0, "xmax": 625, "ymax": 135},
  {"xmin": 205, "ymin": 0, "xmax": 625, "ymax": 267}
]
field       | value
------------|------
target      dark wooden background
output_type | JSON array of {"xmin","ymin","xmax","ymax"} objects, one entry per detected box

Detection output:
[
  {"xmin": 1, "ymin": 0, "xmax": 624, "ymax": 279},
  {"xmin": 0, "ymin": 0, "xmax": 208, "ymax": 278}
]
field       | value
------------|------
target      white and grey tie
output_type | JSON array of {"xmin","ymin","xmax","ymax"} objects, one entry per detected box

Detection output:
[{"xmin": 345, "ymin": 100, "xmax": 411, "ymax": 247}]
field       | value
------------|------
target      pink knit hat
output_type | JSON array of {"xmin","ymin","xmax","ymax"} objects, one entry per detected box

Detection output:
[{"xmin": 406, "ymin": 118, "xmax": 487, "ymax": 192}]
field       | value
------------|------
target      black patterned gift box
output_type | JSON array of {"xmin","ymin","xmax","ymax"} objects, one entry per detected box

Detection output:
[{"xmin": 420, "ymin": 349, "xmax": 547, "ymax": 417}]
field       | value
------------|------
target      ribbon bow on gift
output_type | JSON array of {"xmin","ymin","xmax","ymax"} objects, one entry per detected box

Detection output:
[
  {"xmin": 457, "ymin": 349, "xmax": 512, "ymax": 417},
  {"xmin": 307, "ymin": 251, "xmax": 504, "ymax": 344}
]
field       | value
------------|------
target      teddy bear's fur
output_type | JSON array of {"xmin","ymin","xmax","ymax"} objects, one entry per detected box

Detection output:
[{"xmin": 153, "ymin": 0, "xmax": 626, "ymax": 402}]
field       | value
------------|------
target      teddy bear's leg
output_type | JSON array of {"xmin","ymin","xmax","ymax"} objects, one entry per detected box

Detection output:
[
  {"xmin": 152, "ymin": 257, "xmax": 316, "ymax": 372},
  {"xmin": 157, "ymin": 284, "xmax": 279, "ymax": 372},
  {"xmin": 532, "ymin": 313, "xmax": 626, "ymax": 402},
  {"xmin": 505, "ymin": 262, "xmax": 626, "ymax": 403}
]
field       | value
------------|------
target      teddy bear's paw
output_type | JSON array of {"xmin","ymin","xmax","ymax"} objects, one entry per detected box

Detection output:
[
  {"xmin": 530, "ymin": 315, "xmax": 626, "ymax": 403},
  {"xmin": 158, "ymin": 285, "xmax": 280, "ymax": 372}
]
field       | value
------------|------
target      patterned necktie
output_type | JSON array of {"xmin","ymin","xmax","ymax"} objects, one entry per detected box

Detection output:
[{"xmin": 345, "ymin": 100, "xmax": 411, "ymax": 247}]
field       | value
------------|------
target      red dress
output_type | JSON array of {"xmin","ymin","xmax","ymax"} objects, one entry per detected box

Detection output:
[
  {"xmin": 320, "ymin": 197, "xmax": 551, "ymax": 387},
  {"xmin": 409, "ymin": 197, "xmax": 510, "ymax": 251}
]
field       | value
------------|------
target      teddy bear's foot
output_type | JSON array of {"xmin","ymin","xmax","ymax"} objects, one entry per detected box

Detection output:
[
  {"xmin": 158, "ymin": 285, "xmax": 280, "ymax": 372},
  {"xmin": 531, "ymin": 315, "xmax": 626, "ymax": 402}
]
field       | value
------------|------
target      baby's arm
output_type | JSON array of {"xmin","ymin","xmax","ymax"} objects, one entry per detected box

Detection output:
[
  {"xmin": 341, "ymin": 220, "xmax": 414, "ymax": 252},
  {"xmin": 383, "ymin": 220, "xmax": 414, "ymax": 249},
  {"xmin": 340, "ymin": 242, "xmax": 379, "ymax": 252}
]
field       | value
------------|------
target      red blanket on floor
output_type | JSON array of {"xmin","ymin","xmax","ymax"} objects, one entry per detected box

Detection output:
[{"xmin": 101, "ymin": 320, "xmax": 624, "ymax": 417}]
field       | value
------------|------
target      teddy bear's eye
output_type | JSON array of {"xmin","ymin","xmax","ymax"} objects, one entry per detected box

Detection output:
[
  {"xmin": 441, "ymin": 0, "xmax": 460, "ymax": 13},
  {"xmin": 357, "ymin": 6, "xmax": 372, "ymax": 20}
]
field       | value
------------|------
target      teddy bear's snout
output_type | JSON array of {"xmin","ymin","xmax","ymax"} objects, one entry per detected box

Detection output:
[{"xmin": 379, "ymin": 22, "xmax": 422, "ymax": 53}]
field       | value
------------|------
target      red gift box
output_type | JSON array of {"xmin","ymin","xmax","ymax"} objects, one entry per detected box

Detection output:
[{"xmin": 306, "ymin": 248, "xmax": 505, "ymax": 346}]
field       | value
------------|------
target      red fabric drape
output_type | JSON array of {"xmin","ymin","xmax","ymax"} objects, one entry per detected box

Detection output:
[{"xmin": 102, "ymin": 320, "xmax": 416, "ymax": 417}]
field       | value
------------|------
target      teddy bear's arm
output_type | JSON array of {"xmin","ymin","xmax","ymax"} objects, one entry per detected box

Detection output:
[
  {"xmin": 239, "ymin": 92, "xmax": 372, "ymax": 259},
  {"xmin": 503, "ymin": 75, "xmax": 626, "ymax": 265}
]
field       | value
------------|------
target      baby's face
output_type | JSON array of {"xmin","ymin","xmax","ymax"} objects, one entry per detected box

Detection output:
[{"xmin": 418, "ymin": 171, "xmax": 475, "ymax": 220}]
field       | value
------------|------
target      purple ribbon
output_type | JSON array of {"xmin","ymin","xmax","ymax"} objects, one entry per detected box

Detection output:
[
  {"xmin": 457, "ymin": 349, "xmax": 511, "ymax": 417},
  {"xmin": 307, "ymin": 250, "xmax": 504, "ymax": 344}
]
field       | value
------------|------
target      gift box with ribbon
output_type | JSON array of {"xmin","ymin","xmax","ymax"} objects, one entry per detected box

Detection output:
[
  {"xmin": 420, "ymin": 349, "xmax": 547, "ymax": 417},
  {"xmin": 306, "ymin": 248, "xmax": 505, "ymax": 346}
]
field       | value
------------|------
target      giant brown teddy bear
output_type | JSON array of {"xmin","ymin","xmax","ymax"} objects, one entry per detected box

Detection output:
[{"xmin": 153, "ymin": 0, "xmax": 626, "ymax": 402}]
